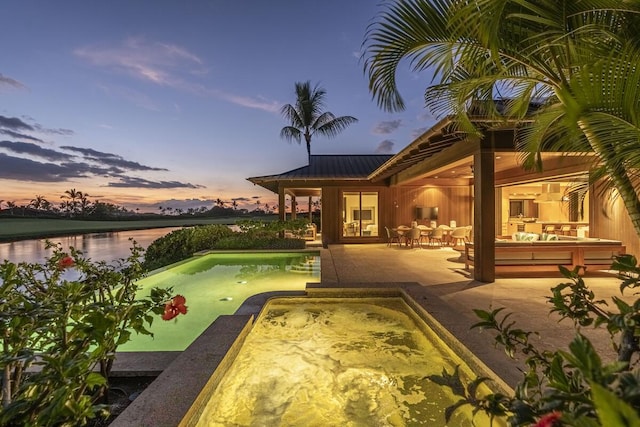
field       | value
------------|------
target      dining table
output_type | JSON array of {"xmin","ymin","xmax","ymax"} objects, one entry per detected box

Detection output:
[
  {"xmin": 393, "ymin": 225, "xmax": 411, "ymax": 246},
  {"xmin": 436, "ymin": 225, "xmax": 454, "ymax": 245}
]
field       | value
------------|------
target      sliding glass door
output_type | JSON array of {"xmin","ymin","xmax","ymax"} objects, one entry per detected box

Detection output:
[{"xmin": 342, "ymin": 191, "xmax": 379, "ymax": 237}]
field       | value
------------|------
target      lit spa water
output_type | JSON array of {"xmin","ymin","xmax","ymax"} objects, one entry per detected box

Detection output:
[
  {"xmin": 119, "ymin": 252, "xmax": 320, "ymax": 352},
  {"xmin": 195, "ymin": 297, "xmax": 505, "ymax": 426}
]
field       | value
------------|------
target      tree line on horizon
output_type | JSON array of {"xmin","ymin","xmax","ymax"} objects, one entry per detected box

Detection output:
[{"xmin": 0, "ymin": 189, "xmax": 320, "ymax": 220}]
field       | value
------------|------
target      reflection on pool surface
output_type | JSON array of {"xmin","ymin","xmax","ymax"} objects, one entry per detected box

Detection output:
[
  {"xmin": 119, "ymin": 252, "xmax": 320, "ymax": 352},
  {"xmin": 192, "ymin": 297, "xmax": 506, "ymax": 426}
]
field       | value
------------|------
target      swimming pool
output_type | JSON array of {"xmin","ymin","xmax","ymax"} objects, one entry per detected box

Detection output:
[{"xmin": 118, "ymin": 251, "xmax": 320, "ymax": 352}]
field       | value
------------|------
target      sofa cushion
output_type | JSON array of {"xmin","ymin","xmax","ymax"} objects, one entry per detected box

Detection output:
[
  {"xmin": 512, "ymin": 232, "xmax": 539, "ymax": 241},
  {"xmin": 540, "ymin": 233, "xmax": 559, "ymax": 241}
]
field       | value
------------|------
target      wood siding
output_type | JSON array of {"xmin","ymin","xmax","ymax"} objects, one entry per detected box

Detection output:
[{"xmin": 590, "ymin": 183, "xmax": 640, "ymax": 258}]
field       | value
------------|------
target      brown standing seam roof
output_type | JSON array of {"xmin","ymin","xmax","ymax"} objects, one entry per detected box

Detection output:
[{"xmin": 247, "ymin": 155, "xmax": 393, "ymax": 193}]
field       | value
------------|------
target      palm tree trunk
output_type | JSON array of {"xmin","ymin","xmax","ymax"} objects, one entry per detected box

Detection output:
[
  {"xmin": 305, "ymin": 132, "xmax": 312, "ymax": 163},
  {"xmin": 578, "ymin": 119, "xmax": 640, "ymax": 237}
]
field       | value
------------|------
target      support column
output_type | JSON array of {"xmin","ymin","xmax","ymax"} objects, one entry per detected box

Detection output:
[
  {"xmin": 278, "ymin": 188, "xmax": 286, "ymax": 221},
  {"xmin": 291, "ymin": 196, "xmax": 297, "ymax": 220},
  {"xmin": 473, "ymin": 149, "xmax": 496, "ymax": 282},
  {"xmin": 308, "ymin": 196, "xmax": 313, "ymax": 222}
]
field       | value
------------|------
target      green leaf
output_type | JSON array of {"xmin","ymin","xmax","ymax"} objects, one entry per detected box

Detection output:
[
  {"xmin": 590, "ymin": 381, "xmax": 640, "ymax": 426},
  {"xmin": 560, "ymin": 334, "xmax": 602, "ymax": 381},
  {"xmin": 85, "ymin": 372, "xmax": 107, "ymax": 389},
  {"xmin": 549, "ymin": 354, "xmax": 571, "ymax": 391}
]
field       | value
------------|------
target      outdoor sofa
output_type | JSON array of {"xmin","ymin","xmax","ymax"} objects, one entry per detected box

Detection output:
[{"xmin": 464, "ymin": 232, "xmax": 626, "ymax": 275}]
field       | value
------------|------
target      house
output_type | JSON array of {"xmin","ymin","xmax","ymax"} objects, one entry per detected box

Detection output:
[{"xmin": 248, "ymin": 116, "xmax": 637, "ymax": 282}]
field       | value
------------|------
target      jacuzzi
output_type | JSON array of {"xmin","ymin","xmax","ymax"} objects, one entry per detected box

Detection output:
[{"xmin": 112, "ymin": 286, "xmax": 511, "ymax": 427}]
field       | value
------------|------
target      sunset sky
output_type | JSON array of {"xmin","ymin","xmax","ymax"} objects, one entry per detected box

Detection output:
[{"xmin": 1, "ymin": 1, "xmax": 436, "ymax": 213}]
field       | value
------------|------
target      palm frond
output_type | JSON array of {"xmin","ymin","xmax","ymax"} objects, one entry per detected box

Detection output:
[
  {"xmin": 314, "ymin": 115, "xmax": 359, "ymax": 139},
  {"xmin": 280, "ymin": 126, "xmax": 302, "ymax": 144}
]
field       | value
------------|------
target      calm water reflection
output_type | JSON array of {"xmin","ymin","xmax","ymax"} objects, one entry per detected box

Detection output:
[{"xmin": 0, "ymin": 228, "xmax": 182, "ymax": 265}]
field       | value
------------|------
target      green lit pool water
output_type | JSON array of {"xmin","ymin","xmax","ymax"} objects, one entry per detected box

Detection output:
[{"xmin": 119, "ymin": 251, "xmax": 320, "ymax": 352}]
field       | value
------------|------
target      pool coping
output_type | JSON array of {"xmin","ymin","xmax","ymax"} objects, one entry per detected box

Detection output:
[{"xmin": 111, "ymin": 284, "xmax": 514, "ymax": 427}]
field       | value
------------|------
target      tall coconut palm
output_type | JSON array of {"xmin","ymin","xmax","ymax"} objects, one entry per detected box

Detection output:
[
  {"xmin": 281, "ymin": 81, "xmax": 358, "ymax": 162},
  {"xmin": 363, "ymin": 0, "xmax": 640, "ymax": 235},
  {"xmin": 61, "ymin": 188, "xmax": 83, "ymax": 217}
]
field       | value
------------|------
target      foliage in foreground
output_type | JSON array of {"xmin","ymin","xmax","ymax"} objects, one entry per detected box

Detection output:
[
  {"xmin": 364, "ymin": 0, "xmax": 640, "ymax": 236},
  {"xmin": 0, "ymin": 242, "xmax": 183, "ymax": 426},
  {"xmin": 143, "ymin": 220, "xmax": 309, "ymax": 270},
  {"xmin": 439, "ymin": 255, "xmax": 640, "ymax": 426}
]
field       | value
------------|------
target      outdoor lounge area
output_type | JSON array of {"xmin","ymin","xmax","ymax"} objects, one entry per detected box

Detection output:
[{"xmin": 464, "ymin": 236, "xmax": 626, "ymax": 275}]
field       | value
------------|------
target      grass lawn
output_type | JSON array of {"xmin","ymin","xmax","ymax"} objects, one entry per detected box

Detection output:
[{"xmin": 0, "ymin": 216, "xmax": 272, "ymax": 242}]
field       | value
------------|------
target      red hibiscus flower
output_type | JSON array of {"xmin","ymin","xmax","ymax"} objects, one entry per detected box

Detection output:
[
  {"xmin": 57, "ymin": 256, "xmax": 75, "ymax": 270},
  {"xmin": 533, "ymin": 411, "xmax": 562, "ymax": 427},
  {"xmin": 162, "ymin": 295, "xmax": 188, "ymax": 321}
]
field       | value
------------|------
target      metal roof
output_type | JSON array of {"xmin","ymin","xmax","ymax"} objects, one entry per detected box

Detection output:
[{"xmin": 247, "ymin": 154, "xmax": 393, "ymax": 193}]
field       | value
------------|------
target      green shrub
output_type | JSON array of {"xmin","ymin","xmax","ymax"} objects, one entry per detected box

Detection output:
[
  {"xmin": 441, "ymin": 254, "xmax": 640, "ymax": 426},
  {"xmin": 236, "ymin": 218, "xmax": 310, "ymax": 238},
  {"xmin": 0, "ymin": 241, "xmax": 179, "ymax": 426},
  {"xmin": 213, "ymin": 235, "xmax": 306, "ymax": 250},
  {"xmin": 143, "ymin": 224, "xmax": 234, "ymax": 270},
  {"xmin": 144, "ymin": 221, "xmax": 309, "ymax": 269}
]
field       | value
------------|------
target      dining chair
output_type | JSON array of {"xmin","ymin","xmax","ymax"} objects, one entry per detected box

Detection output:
[
  {"xmin": 385, "ymin": 226, "xmax": 401, "ymax": 247},
  {"xmin": 429, "ymin": 227, "xmax": 444, "ymax": 246},
  {"xmin": 417, "ymin": 225, "xmax": 431, "ymax": 246},
  {"xmin": 450, "ymin": 227, "xmax": 468, "ymax": 247},
  {"xmin": 560, "ymin": 225, "xmax": 571, "ymax": 236},
  {"xmin": 464, "ymin": 225, "xmax": 472, "ymax": 242},
  {"xmin": 544, "ymin": 225, "xmax": 556, "ymax": 234},
  {"xmin": 405, "ymin": 227, "xmax": 422, "ymax": 248}
]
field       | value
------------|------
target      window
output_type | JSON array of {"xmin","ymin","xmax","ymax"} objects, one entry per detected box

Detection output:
[{"xmin": 342, "ymin": 191, "xmax": 378, "ymax": 237}]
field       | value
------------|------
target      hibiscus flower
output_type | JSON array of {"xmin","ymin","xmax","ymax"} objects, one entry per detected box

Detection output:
[
  {"xmin": 533, "ymin": 411, "xmax": 562, "ymax": 427},
  {"xmin": 162, "ymin": 295, "xmax": 188, "ymax": 321},
  {"xmin": 57, "ymin": 256, "xmax": 75, "ymax": 270}
]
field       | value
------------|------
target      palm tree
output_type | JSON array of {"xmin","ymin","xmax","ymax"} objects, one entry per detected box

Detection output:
[
  {"xmin": 78, "ymin": 193, "xmax": 93, "ymax": 217},
  {"xmin": 6, "ymin": 201, "xmax": 16, "ymax": 216},
  {"xmin": 280, "ymin": 80, "xmax": 358, "ymax": 162},
  {"xmin": 61, "ymin": 188, "xmax": 83, "ymax": 217},
  {"xmin": 29, "ymin": 195, "xmax": 49, "ymax": 217},
  {"xmin": 363, "ymin": 0, "xmax": 640, "ymax": 236}
]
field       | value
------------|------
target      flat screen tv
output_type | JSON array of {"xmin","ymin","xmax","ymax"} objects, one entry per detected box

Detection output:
[
  {"xmin": 416, "ymin": 206, "xmax": 438, "ymax": 220},
  {"xmin": 353, "ymin": 209, "xmax": 373, "ymax": 221}
]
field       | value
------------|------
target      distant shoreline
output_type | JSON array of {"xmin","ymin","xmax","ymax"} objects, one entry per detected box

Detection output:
[{"xmin": 0, "ymin": 217, "xmax": 269, "ymax": 242}]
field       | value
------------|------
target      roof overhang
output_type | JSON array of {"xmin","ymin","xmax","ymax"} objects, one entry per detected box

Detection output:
[{"xmin": 369, "ymin": 116, "xmax": 528, "ymax": 185}]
